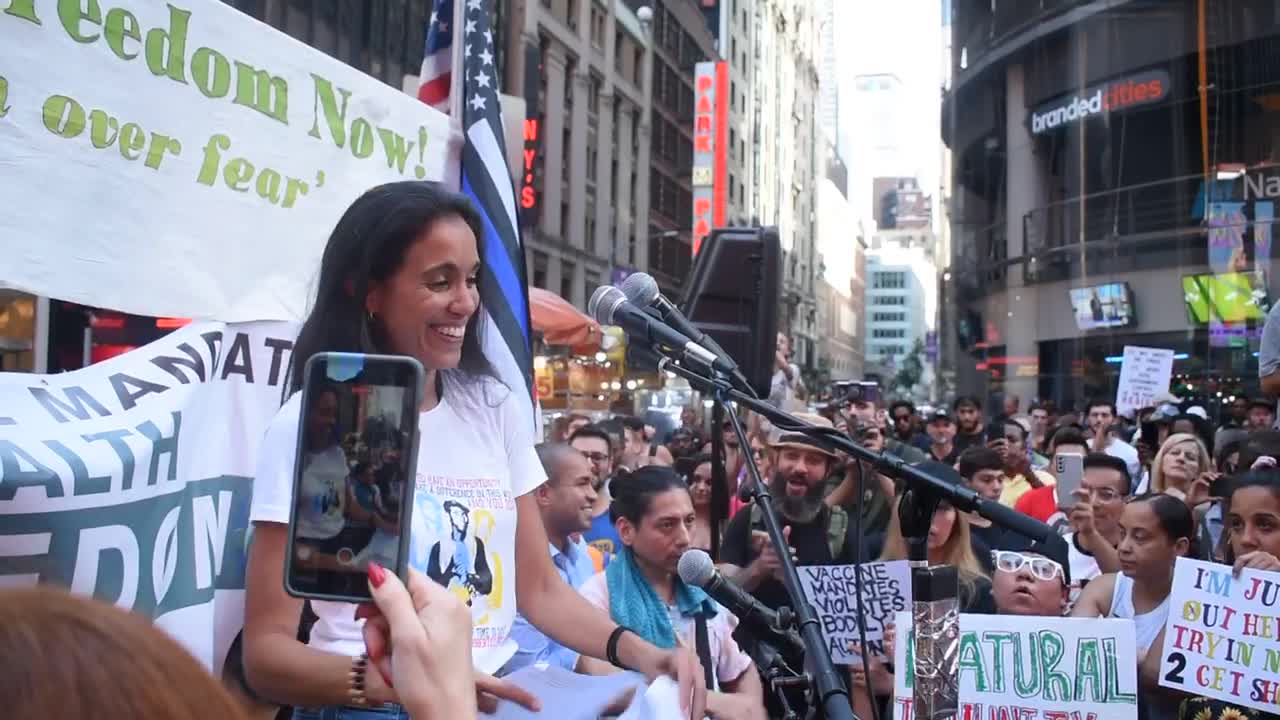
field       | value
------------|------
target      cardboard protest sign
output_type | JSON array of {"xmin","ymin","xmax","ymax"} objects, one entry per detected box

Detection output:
[
  {"xmin": 799, "ymin": 560, "xmax": 910, "ymax": 662},
  {"xmin": 0, "ymin": 321, "xmax": 297, "ymax": 672},
  {"xmin": 0, "ymin": 0, "xmax": 455, "ymax": 322},
  {"xmin": 1115, "ymin": 346, "xmax": 1174, "ymax": 418},
  {"xmin": 1159, "ymin": 557, "xmax": 1280, "ymax": 714},
  {"xmin": 892, "ymin": 611, "xmax": 1139, "ymax": 720}
]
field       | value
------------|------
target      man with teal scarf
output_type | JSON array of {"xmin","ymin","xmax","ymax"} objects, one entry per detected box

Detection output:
[{"xmin": 576, "ymin": 466, "xmax": 766, "ymax": 720}]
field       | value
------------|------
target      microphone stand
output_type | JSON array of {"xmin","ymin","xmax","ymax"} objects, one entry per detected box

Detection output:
[
  {"xmin": 658, "ymin": 358, "xmax": 1056, "ymax": 720},
  {"xmin": 672, "ymin": 362, "xmax": 858, "ymax": 720},
  {"xmin": 710, "ymin": 400, "xmax": 727, "ymax": 561}
]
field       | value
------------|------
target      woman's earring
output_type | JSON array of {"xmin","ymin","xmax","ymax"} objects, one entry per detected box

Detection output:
[{"xmin": 367, "ymin": 311, "xmax": 375, "ymax": 324}]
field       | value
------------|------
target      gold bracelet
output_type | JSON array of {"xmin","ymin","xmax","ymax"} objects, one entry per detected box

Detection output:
[{"xmin": 347, "ymin": 652, "xmax": 370, "ymax": 707}]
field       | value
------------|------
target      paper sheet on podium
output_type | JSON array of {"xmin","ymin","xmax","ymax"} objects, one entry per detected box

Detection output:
[
  {"xmin": 489, "ymin": 665, "xmax": 653, "ymax": 720},
  {"xmin": 617, "ymin": 676, "xmax": 683, "ymax": 719}
]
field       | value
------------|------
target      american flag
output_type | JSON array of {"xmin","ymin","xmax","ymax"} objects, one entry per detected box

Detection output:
[
  {"xmin": 454, "ymin": 0, "xmax": 537, "ymax": 425},
  {"xmin": 416, "ymin": 0, "xmax": 453, "ymax": 110}
]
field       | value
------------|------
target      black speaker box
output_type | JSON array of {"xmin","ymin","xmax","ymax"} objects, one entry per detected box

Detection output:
[{"xmin": 679, "ymin": 227, "xmax": 781, "ymax": 399}]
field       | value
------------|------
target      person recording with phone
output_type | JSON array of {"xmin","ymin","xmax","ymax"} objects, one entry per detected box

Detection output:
[
  {"xmin": 242, "ymin": 182, "xmax": 705, "ymax": 720},
  {"xmin": 986, "ymin": 417, "xmax": 1054, "ymax": 507}
]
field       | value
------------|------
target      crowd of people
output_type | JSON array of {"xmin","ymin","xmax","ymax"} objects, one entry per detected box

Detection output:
[
  {"xmin": 536, "ymin": 382, "xmax": 1280, "ymax": 720},
  {"xmin": 6, "ymin": 180, "xmax": 1280, "ymax": 720}
]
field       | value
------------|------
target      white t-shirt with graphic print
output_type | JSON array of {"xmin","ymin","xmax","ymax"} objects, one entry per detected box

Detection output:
[{"xmin": 249, "ymin": 372, "xmax": 547, "ymax": 673}]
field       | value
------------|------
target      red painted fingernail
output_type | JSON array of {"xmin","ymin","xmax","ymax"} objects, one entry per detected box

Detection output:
[
  {"xmin": 378, "ymin": 665, "xmax": 394, "ymax": 689},
  {"xmin": 367, "ymin": 562, "xmax": 387, "ymax": 588}
]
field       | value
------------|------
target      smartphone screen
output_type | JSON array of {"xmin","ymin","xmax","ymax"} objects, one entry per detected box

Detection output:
[
  {"xmin": 1054, "ymin": 452, "xmax": 1085, "ymax": 510},
  {"xmin": 285, "ymin": 352, "xmax": 423, "ymax": 602},
  {"xmin": 986, "ymin": 421, "xmax": 1006, "ymax": 443}
]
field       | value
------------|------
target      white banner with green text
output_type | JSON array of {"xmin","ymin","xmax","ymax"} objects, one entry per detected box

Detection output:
[{"xmin": 0, "ymin": 0, "xmax": 455, "ymax": 321}]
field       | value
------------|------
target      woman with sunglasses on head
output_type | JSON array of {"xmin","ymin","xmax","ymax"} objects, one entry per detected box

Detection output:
[
  {"xmin": 1072, "ymin": 493, "xmax": 1195, "ymax": 720},
  {"xmin": 242, "ymin": 183, "xmax": 705, "ymax": 720},
  {"xmin": 1176, "ymin": 469, "xmax": 1280, "ymax": 720}
]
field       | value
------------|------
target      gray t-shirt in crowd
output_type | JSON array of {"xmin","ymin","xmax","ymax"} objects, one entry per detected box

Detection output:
[{"xmin": 1259, "ymin": 302, "xmax": 1280, "ymax": 426}]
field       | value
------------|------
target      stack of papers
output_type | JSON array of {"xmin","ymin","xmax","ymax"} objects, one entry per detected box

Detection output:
[{"xmin": 489, "ymin": 665, "xmax": 684, "ymax": 720}]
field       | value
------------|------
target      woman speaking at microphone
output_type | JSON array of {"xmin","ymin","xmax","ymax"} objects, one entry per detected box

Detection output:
[{"xmin": 242, "ymin": 182, "xmax": 705, "ymax": 719}]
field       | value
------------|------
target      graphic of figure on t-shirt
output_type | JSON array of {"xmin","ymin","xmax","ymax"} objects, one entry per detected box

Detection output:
[{"xmin": 426, "ymin": 500, "xmax": 492, "ymax": 605}]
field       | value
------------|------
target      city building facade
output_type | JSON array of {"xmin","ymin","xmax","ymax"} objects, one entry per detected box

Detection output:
[
  {"xmin": 866, "ymin": 246, "xmax": 934, "ymax": 392},
  {"xmin": 944, "ymin": 0, "xmax": 1280, "ymax": 410},
  {"xmin": 752, "ymin": 0, "xmax": 822, "ymax": 375},
  {"xmin": 816, "ymin": 139, "xmax": 863, "ymax": 381},
  {"xmin": 500, "ymin": 0, "xmax": 655, "ymax": 309}
]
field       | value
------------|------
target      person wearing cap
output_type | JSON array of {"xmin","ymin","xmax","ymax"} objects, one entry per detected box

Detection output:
[
  {"xmin": 952, "ymin": 395, "xmax": 985, "ymax": 453},
  {"xmin": 990, "ymin": 537, "xmax": 1072, "ymax": 617},
  {"xmin": 924, "ymin": 409, "xmax": 959, "ymax": 465},
  {"xmin": 1247, "ymin": 397, "xmax": 1276, "ymax": 431},
  {"xmin": 719, "ymin": 413, "xmax": 863, "ymax": 614}
]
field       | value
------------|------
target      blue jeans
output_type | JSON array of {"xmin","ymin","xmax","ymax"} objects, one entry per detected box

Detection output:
[{"xmin": 292, "ymin": 704, "xmax": 409, "ymax": 720}]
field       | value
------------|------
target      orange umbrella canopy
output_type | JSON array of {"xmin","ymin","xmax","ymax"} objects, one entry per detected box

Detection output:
[{"xmin": 529, "ymin": 287, "xmax": 602, "ymax": 348}]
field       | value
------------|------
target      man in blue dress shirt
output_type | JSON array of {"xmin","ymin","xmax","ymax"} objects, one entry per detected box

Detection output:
[{"xmin": 502, "ymin": 443, "xmax": 603, "ymax": 674}]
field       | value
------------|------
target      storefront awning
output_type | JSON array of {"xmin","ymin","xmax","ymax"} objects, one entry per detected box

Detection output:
[{"xmin": 529, "ymin": 287, "xmax": 601, "ymax": 349}]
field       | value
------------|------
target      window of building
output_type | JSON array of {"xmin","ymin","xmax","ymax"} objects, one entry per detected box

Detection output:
[
  {"xmin": 872, "ymin": 271, "xmax": 906, "ymax": 289},
  {"xmin": 560, "ymin": 261, "xmax": 575, "ymax": 300},
  {"xmin": 564, "ymin": 56, "xmax": 576, "ymax": 108},
  {"xmin": 588, "ymin": 73, "xmax": 601, "ymax": 114},
  {"xmin": 615, "ymin": 32, "xmax": 624, "ymax": 73},
  {"xmin": 587, "ymin": 143, "xmax": 598, "ymax": 182},
  {"xmin": 872, "ymin": 295, "xmax": 906, "ymax": 306},
  {"xmin": 585, "ymin": 203, "xmax": 596, "ymax": 253},
  {"xmin": 562, "ymin": 128, "xmax": 571, "ymax": 184},
  {"xmin": 590, "ymin": 6, "xmax": 604, "ymax": 49},
  {"xmin": 532, "ymin": 251, "xmax": 549, "ymax": 289},
  {"xmin": 560, "ymin": 201, "xmax": 569, "ymax": 237},
  {"xmin": 566, "ymin": 0, "xmax": 578, "ymax": 31},
  {"xmin": 584, "ymin": 270, "xmax": 600, "ymax": 301},
  {"xmin": 633, "ymin": 47, "xmax": 644, "ymax": 85}
]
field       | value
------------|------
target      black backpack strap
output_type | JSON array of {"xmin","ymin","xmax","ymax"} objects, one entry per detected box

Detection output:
[{"xmin": 694, "ymin": 614, "xmax": 715, "ymax": 690}]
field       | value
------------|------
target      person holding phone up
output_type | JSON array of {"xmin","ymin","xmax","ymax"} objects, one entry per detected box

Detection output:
[{"xmin": 242, "ymin": 183, "xmax": 705, "ymax": 720}]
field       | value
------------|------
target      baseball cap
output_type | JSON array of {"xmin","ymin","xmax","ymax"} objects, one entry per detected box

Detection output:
[
  {"xmin": 927, "ymin": 408, "xmax": 954, "ymax": 424},
  {"xmin": 770, "ymin": 413, "xmax": 840, "ymax": 458}
]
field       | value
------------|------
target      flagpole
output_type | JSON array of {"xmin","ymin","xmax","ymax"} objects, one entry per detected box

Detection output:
[
  {"xmin": 443, "ymin": 0, "xmax": 467, "ymax": 191},
  {"xmin": 449, "ymin": 0, "xmax": 466, "ymax": 122}
]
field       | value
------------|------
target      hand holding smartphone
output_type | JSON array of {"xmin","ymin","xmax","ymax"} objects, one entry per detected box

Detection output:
[
  {"xmin": 285, "ymin": 352, "xmax": 424, "ymax": 603},
  {"xmin": 1054, "ymin": 452, "xmax": 1085, "ymax": 512}
]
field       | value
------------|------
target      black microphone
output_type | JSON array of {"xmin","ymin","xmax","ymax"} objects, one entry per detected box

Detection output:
[
  {"xmin": 588, "ymin": 286, "xmax": 736, "ymax": 376},
  {"xmin": 619, "ymin": 273, "xmax": 734, "ymax": 363},
  {"xmin": 677, "ymin": 549, "xmax": 804, "ymax": 655},
  {"xmin": 619, "ymin": 273, "xmax": 757, "ymax": 395}
]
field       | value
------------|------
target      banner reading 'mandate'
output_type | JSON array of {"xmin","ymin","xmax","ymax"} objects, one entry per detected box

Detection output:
[
  {"xmin": 0, "ymin": 0, "xmax": 455, "ymax": 322},
  {"xmin": 0, "ymin": 321, "xmax": 296, "ymax": 674}
]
